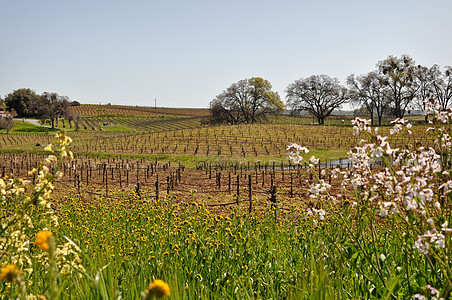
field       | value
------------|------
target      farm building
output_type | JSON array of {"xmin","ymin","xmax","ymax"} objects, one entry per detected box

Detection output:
[{"xmin": 0, "ymin": 105, "xmax": 12, "ymax": 119}]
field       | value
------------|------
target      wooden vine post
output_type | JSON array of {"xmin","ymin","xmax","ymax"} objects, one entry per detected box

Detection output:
[
  {"xmin": 269, "ymin": 185, "xmax": 277, "ymax": 222},
  {"xmin": 155, "ymin": 174, "xmax": 159, "ymax": 201}
]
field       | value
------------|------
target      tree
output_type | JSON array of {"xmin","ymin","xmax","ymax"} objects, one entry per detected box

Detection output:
[
  {"xmin": 377, "ymin": 55, "xmax": 418, "ymax": 118},
  {"xmin": 5, "ymin": 88, "xmax": 40, "ymax": 117},
  {"xmin": 210, "ymin": 77, "xmax": 284, "ymax": 124},
  {"xmin": 431, "ymin": 65, "xmax": 452, "ymax": 111},
  {"xmin": 413, "ymin": 65, "xmax": 438, "ymax": 122},
  {"xmin": 0, "ymin": 117, "xmax": 14, "ymax": 133},
  {"xmin": 39, "ymin": 92, "xmax": 71, "ymax": 128},
  {"xmin": 285, "ymin": 75, "xmax": 348, "ymax": 125},
  {"xmin": 347, "ymin": 72, "xmax": 390, "ymax": 126}
]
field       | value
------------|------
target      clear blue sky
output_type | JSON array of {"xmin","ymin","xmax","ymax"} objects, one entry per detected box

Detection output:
[{"xmin": 1, "ymin": 0, "xmax": 451, "ymax": 108}]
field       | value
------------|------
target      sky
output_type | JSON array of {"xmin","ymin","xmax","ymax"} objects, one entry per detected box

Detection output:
[{"xmin": 1, "ymin": 0, "xmax": 451, "ymax": 109}]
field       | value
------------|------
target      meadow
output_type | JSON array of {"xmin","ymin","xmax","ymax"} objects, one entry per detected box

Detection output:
[{"xmin": 1, "ymin": 104, "xmax": 451, "ymax": 299}]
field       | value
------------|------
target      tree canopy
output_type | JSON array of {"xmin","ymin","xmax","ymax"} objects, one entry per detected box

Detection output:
[
  {"xmin": 4, "ymin": 88, "xmax": 40, "ymax": 118},
  {"xmin": 210, "ymin": 77, "xmax": 284, "ymax": 124}
]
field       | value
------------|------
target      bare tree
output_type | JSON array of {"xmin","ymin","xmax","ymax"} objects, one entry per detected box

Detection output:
[
  {"xmin": 347, "ymin": 72, "xmax": 390, "ymax": 126},
  {"xmin": 65, "ymin": 106, "xmax": 75, "ymax": 129},
  {"xmin": 432, "ymin": 65, "xmax": 452, "ymax": 110},
  {"xmin": 39, "ymin": 92, "xmax": 71, "ymax": 128},
  {"xmin": 413, "ymin": 65, "xmax": 438, "ymax": 122},
  {"xmin": 377, "ymin": 54, "xmax": 418, "ymax": 118},
  {"xmin": 285, "ymin": 75, "xmax": 348, "ymax": 125},
  {"xmin": 0, "ymin": 117, "xmax": 14, "ymax": 133}
]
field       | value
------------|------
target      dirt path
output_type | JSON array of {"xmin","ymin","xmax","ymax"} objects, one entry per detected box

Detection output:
[{"xmin": 17, "ymin": 118, "xmax": 51, "ymax": 127}]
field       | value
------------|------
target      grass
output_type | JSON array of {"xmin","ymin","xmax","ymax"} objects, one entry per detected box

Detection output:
[
  {"xmin": 0, "ymin": 187, "xmax": 423, "ymax": 299},
  {"xmin": 8, "ymin": 121, "xmax": 59, "ymax": 133},
  {"xmin": 0, "ymin": 191, "xmax": 340, "ymax": 298},
  {"xmin": 68, "ymin": 148, "xmax": 348, "ymax": 168},
  {"xmin": 97, "ymin": 124, "xmax": 134, "ymax": 132}
]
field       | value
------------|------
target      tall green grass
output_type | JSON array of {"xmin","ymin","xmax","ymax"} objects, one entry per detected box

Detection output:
[{"xmin": 0, "ymin": 188, "xmax": 423, "ymax": 299}]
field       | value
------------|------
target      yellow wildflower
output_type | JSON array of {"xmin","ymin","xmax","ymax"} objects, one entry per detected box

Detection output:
[
  {"xmin": 36, "ymin": 230, "xmax": 52, "ymax": 251},
  {"xmin": 44, "ymin": 144, "xmax": 53, "ymax": 152},
  {"xmin": 142, "ymin": 279, "xmax": 170, "ymax": 299},
  {"xmin": 1, "ymin": 264, "xmax": 19, "ymax": 282}
]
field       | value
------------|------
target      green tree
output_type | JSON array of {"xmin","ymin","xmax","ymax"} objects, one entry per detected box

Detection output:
[
  {"xmin": 5, "ymin": 88, "xmax": 40, "ymax": 117},
  {"xmin": 210, "ymin": 77, "xmax": 284, "ymax": 124}
]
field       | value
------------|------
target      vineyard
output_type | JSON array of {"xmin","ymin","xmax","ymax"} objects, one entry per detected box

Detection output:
[
  {"xmin": 70, "ymin": 104, "xmax": 210, "ymax": 117},
  {"xmin": 0, "ymin": 111, "xmax": 437, "ymax": 213},
  {"xmin": 72, "ymin": 115, "xmax": 208, "ymax": 133},
  {"xmin": 44, "ymin": 105, "xmax": 210, "ymax": 133},
  {"xmin": 0, "ymin": 151, "xmax": 345, "ymax": 212},
  {"xmin": 2, "ymin": 104, "xmax": 450, "ymax": 299},
  {"xmin": 0, "ymin": 121, "xmax": 436, "ymax": 161},
  {"xmin": 0, "ymin": 105, "xmax": 436, "ymax": 206}
]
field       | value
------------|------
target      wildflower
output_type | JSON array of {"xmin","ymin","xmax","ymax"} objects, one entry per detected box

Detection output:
[
  {"xmin": 286, "ymin": 143, "xmax": 309, "ymax": 154},
  {"xmin": 36, "ymin": 230, "xmax": 52, "ymax": 251},
  {"xmin": 309, "ymin": 156, "xmax": 319, "ymax": 165},
  {"xmin": 44, "ymin": 143, "xmax": 54, "ymax": 152},
  {"xmin": 1, "ymin": 264, "xmax": 20, "ymax": 282},
  {"xmin": 287, "ymin": 143, "xmax": 309, "ymax": 164},
  {"xmin": 142, "ymin": 279, "xmax": 170, "ymax": 299}
]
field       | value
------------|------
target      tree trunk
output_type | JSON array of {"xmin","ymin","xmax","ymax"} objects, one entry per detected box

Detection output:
[{"xmin": 370, "ymin": 108, "xmax": 374, "ymax": 126}]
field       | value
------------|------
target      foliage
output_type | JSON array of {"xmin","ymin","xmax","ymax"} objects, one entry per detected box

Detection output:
[
  {"xmin": 4, "ymin": 88, "xmax": 41, "ymax": 118},
  {"xmin": 285, "ymin": 74, "xmax": 348, "ymax": 125},
  {"xmin": 210, "ymin": 77, "xmax": 284, "ymax": 124}
]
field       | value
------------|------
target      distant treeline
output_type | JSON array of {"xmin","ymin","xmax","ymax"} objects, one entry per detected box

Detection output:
[
  {"xmin": 210, "ymin": 54, "xmax": 452, "ymax": 125},
  {"xmin": 2, "ymin": 88, "xmax": 80, "ymax": 128}
]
